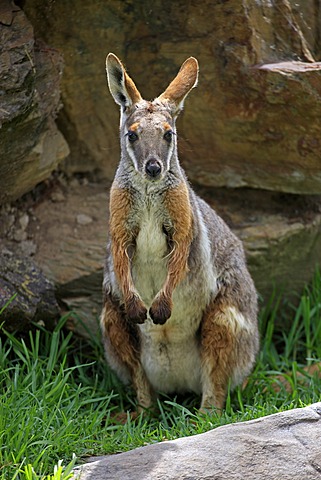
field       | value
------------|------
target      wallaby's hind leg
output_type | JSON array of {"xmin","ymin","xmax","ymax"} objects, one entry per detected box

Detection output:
[
  {"xmin": 100, "ymin": 295, "xmax": 154, "ymax": 410},
  {"xmin": 200, "ymin": 297, "xmax": 257, "ymax": 412}
]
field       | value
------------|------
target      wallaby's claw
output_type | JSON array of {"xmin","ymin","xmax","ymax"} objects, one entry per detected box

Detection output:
[
  {"xmin": 126, "ymin": 295, "xmax": 148, "ymax": 324},
  {"xmin": 149, "ymin": 295, "xmax": 172, "ymax": 325}
]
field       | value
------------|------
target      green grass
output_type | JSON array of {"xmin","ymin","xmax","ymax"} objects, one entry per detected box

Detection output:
[{"xmin": 1, "ymin": 268, "xmax": 321, "ymax": 479}]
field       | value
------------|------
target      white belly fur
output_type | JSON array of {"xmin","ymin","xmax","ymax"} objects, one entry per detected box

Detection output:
[
  {"xmin": 132, "ymin": 210, "xmax": 216, "ymax": 395},
  {"xmin": 139, "ymin": 300, "xmax": 203, "ymax": 394}
]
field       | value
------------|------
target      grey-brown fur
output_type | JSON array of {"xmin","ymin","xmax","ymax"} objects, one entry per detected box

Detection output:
[{"xmin": 101, "ymin": 54, "xmax": 259, "ymax": 411}]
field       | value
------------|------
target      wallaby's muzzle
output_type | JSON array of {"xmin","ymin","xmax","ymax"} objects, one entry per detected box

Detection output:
[{"xmin": 145, "ymin": 158, "xmax": 162, "ymax": 179}]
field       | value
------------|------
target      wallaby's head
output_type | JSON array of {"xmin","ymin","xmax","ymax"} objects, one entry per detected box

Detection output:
[{"xmin": 106, "ymin": 53, "xmax": 198, "ymax": 181}]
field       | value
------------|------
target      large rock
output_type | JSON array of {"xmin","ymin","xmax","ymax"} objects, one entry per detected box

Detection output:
[
  {"xmin": 200, "ymin": 187, "xmax": 321, "ymax": 300},
  {"xmin": 0, "ymin": 1, "xmax": 69, "ymax": 204},
  {"xmin": 0, "ymin": 178, "xmax": 108, "ymax": 336},
  {"xmin": 0, "ymin": 250, "xmax": 60, "ymax": 331},
  {"xmin": 24, "ymin": 0, "xmax": 321, "ymax": 193},
  {"xmin": 1, "ymin": 179, "xmax": 320, "ymax": 336},
  {"xmin": 72, "ymin": 402, "xmax": 321, "ymax": 480}
]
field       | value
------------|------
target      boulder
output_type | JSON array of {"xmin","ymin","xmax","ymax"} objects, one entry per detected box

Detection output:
[
  {"xmin": 72, "ymin": 402, "xmax": 321, "ymax": 480},
  {"xmin": 200, "ymin": 187, "xmax": 321, "ymax": 301},
  {"xmin": 0, "ymin": 1, "xmax": 69, "ymax": 204},
  {"xmin": 24, "ymin": 0, "xmax": 321, "ymax": 193},
  {"xmin": 0, "ymin": 250, "xmax": 60, "ymax": 331},
  {"xmin": 0, "ymin": 178, "xmax": 107, "ymax": 336}
]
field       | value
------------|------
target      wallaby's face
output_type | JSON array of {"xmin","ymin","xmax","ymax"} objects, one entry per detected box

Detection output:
[
  {"xmin": 106, "ymin": 54, "xmax": 199, "ymax": 181},
  {"xmin": 121, "ymin": 101, "xmax": 176, "ymax": 180}
]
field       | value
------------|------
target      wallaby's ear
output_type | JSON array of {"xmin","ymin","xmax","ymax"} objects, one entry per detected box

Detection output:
[
  {"xmin": 106, "ymin": 53, "xmax": 142, "ymax": 109},
  {"xmin": 158, "ymin": 57, "xmax": 199, "ymax": 115}
]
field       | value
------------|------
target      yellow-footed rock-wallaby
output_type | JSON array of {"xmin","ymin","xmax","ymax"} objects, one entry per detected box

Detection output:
[{"xmin": 101, "ymin": 54, "xmax": 259, "ymax": 412}]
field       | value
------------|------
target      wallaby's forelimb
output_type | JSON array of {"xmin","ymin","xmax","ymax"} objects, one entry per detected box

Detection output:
[
  {"xmin": 109, "ymin": 184, "xmax": 147, "ymax": 323},
  {"xmin": 150, "ymin": 182, "xmax": 193, "ymax": 324},
  {"xmin": 111, "ymin": 181, "xmax": 193, "ymax": 325}
]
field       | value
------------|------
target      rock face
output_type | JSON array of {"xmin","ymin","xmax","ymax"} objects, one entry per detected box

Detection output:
[
  {"xmin": 0, "ymin": 250, "xmax": 60, "ymax": 331},
  {"xmin": 73, "ymin": 402, "xmax": 321, "ymax": 480},
  {"xmin": 24, "ymin": 0, "xmax": 321, "ymax": 193},
  {"xmin": 0, "ymin": 1, "xmax": 69, "ymax": 203},
  {"xmin": 290, "ymin": 0, "xmax": 321, "ymax": 60},
  {"xmin": 1, "ymin": 1, "xmax": 321, "ymax": 331}
]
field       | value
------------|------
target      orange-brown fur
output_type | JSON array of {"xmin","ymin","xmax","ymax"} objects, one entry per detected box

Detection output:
[
  {"xmin": 101, "ymin": 297, "xmax": 153, "ymax": 408},
  {"xmin": 150, "ymin": 182, "xmax": 193, "ymax": 321},
  {"xmin": 101, "ymin": 296, "xmax": 140, "ymax": 374},
  {"xmin": 109, "ymin": 185, "xmax": 133, "ymax": 297},
  {"xmin": 129, "ymin": 122, "xmax": 140, "ymax": 132},
  {"xmin": 124, "ymin": 71, "xmax": 141, "ymax": 104},
  {"xmin": 163, "ymin": 122, "xmax": 172, "ymax": 131},
  {"xmin": 159, "ymin": 58, "xmax": 199, "ymax": 106},
  {"xmin": 163, "ymin": 182, "xmax": 193, "ymax": 289},
  {"xmin": 109, "ymin": 185, "xmax": 147, "ymax": 322},
  {"xmin": 200, "ymin": 299, "xmax": 237, "ymax": 410}
]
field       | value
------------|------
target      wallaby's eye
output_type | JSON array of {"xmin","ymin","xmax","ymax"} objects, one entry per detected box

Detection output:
[
  {"xmin": 163, "ymin": 130, "xmax": 173, "ymax": 143},
  {"xmin": 127, "ymin": 131, "xmax": 138, "ymax": 143}
]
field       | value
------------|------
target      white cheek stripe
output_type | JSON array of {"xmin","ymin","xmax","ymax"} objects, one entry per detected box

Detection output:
[
  {"xmin": 127, "ymin": 144, "xmax": 139, "ymax": 171},
  {"xmin": 166, "ymin": 141, "xmax": 174, "ymax": 170}
]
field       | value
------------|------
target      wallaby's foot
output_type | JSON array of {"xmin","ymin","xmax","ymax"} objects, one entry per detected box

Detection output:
[
  {"xmin": 198, "ymin": 405, "xmax": 223, "ymax": 418},
  {"xmin": 149, "ymin": 293, "xmax": 172, "ymax": 325},
  {"xmin": 199, "ymin": 395, "xmax": 224, "ymax": 416},
  {"xmin": 126, "ymin": 294, "xmax": 148, "ymax": 324},
  {"xmin": 109, "ymin": 410, "xmax": 139, "ymax": 425}
]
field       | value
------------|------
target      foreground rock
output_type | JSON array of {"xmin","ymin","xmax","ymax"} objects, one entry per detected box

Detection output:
[
  {"xmin": 0, "ymin": 1, "xmax": 68, "ymax": 203},
  {"xmin": 72, "ymin": 403, "xmax": 321, "ymax": 480},
  {"xmin": 24, "ymin": 0, "xmax": 321, "ymax": 193},
  {"xmin": 0, "ymin": 250, "xmax": 59, "ymax": 330},
  {"xmin": 1, "ymin": 180, "xmax": 320, "ymax": 335}
]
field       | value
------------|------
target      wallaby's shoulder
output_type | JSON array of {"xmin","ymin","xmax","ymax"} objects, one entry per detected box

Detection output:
[
  {"xmin": 189, "ymin": 188, "xmax": 252, "ymax": 293},
  {"xmin": 189, "ymin": 187, "xmax": 242, "ymax": 249}
]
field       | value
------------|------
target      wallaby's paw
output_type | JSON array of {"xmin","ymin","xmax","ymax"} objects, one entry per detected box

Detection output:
[
  {"xmin": 149, "ymin": 294, "xmax": 172, "ymax": 325},
  {"xmin": 126, "ymin": 295, "xmax": 148, "ymax": 324}
]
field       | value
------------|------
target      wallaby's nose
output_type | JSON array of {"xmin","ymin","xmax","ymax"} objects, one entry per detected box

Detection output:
[{"xmin": 145, "ymin": 159, "xmax": 162, "ymax": 179}]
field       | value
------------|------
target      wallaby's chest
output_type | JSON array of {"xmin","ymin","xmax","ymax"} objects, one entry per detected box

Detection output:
[
  {"xmin": 132, "ymin": 203, "xmax": 168, "ymax": 305},
  {"xmin": 135, "ymin": 207, "xmax": 168, "ymax": 258}
]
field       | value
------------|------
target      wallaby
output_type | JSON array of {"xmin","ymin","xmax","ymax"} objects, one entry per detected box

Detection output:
[{"xmin": 101, "ymin": 53, "xmax": 259, "ymax": 412}]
